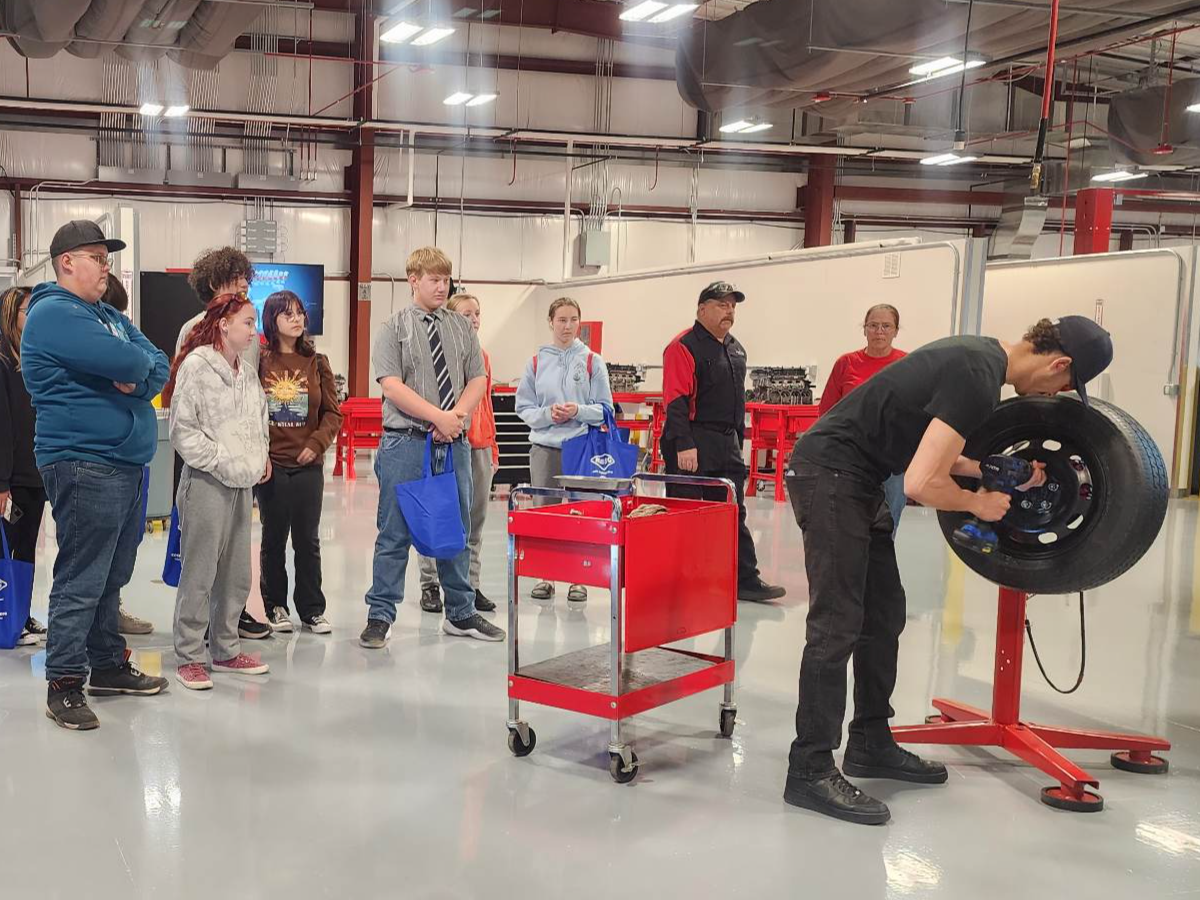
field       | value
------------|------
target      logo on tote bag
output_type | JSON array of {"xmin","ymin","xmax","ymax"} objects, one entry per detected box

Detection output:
[{"xmin": 590, "ymin": 453, "xmax": 616, "ymax": 476}]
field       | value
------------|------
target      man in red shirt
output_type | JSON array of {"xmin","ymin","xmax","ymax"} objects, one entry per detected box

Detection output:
[{"xmin": 819, "ymin": 305, "xmax": 907, "ymax": 533}]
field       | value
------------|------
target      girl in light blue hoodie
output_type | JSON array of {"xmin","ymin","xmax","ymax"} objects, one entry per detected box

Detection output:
[{"xmin": 515, "ymin": 297, "xmax": 614, "ymax": 604}]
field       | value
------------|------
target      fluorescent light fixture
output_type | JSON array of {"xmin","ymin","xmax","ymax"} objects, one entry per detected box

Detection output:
[
  {"xmin": 740, "ymin": 122, "xmax": 773, "ymax": 133},
  {"xmin": 380, "ymin": 21, "xmax": 423, "ymax": 43},
  {"xmin": 443, "ymin": 92, "xmax": 473, "ymax": 106},
  {"xmin": 1188, "ymin": 102, "xmax": 1200, "ymax": 113},
  {"xmin": 620, "ymin": 1, "xmax": 668, "ymax": 22},
  {"xmin": 465, "ymin": 93, "xmax": 498, "ymax": 106},
  {"xmin": 719, "ymin": 120, "xmax": 753, "ymax": 133},
  {"xmin": 909, "ymin": 56, "xmax": 985, "ymax": 77},
  {"xmin": 1092, "ymin": 170, "xmax": 1147, "ymax": 183},
  {"xmin": 649, "ymin": 3, "xmax": 698, "ymax": 23},
  {"xmin": 164, "ymin": 105, "xmax": 190, "ymax": 117},
  {"xmin": 920, "ymin": 152, "xmax": 979, "ymax": 166},
  {"xmin": 411, "ymin": 26, "xmax": 455, "ymax": 45},
  {"xmin": 138, "ymin": 102, "xmax": 164, "ymax": 116}
]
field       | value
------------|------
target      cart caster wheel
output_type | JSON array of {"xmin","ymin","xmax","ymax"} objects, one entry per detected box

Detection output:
[
  {"xmin": 719, "ymin": 708, "xmax": 737, "ymax": 738},
  {"xmin": 609, "ymin": 751, "xmax": 639, "ymax": 784},
  {"xmin": 1111, "ymin": 751, "xmax": 1169, "ymax": 775},
  {"xmin": 507, "ymin": 727, "xmax": 536, "ymax": 758},
  {"xmin": 1040, "ymin": 786, "xmax": 1104, "ymax": 813},
  {"xmin": 925, "ymin": 714, "xmax": 948, "ymax": 725}
]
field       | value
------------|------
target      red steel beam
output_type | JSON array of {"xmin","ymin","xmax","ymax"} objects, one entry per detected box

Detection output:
[
  {"xmin": 803, "ymin": 157, "xmax": 836, "ymax": 248},
  {"xmin": 1073, "ymin": 187, "xmax": 1115, "ymax": 254},
  {"xmin": 348, "ymin": 1, "xmax": 375, "ymax": 399}
]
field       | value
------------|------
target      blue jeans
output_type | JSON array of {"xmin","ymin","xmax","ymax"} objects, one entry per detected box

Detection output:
[
  {"xmin": 365, "ymin": 433, "xmax": 475, "ymax": 623},
  {"xmin": 883, "ymin": 473, "xmax": 907, "ymax": 538},
  {"xmin": 39, "ymin": 460, "xmax": 144, "ymax": 681}
]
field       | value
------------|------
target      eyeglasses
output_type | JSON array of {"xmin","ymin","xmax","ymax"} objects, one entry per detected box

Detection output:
[
  {"xmin": 281, "ymin": 308, "xmax": 307, "ymax": 320},
  {"xmin": 71, "ymin": 252, "xmax": 112, "ymax": 269},
  {"xmin": 865, "ymin": 323, "xmax": 896, "ymax": 332}
]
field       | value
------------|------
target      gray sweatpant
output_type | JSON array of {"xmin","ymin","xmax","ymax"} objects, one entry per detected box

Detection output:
[
  {"xmin": 173, "ymin": 466, "xmax": 253, "ymax": 665},
  {"xmin": 419, "ymin": 447, "xmax": 494, "ymax": 590}
]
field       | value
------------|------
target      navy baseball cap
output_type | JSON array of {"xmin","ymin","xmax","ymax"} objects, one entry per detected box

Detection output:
[
  {"xmin": 1055, "ymin": 315, "xmax": 1112, "ymax": 406},
  {"xmin": 699, "ymin": 281, "xmax": 745, "ymax": 304}
]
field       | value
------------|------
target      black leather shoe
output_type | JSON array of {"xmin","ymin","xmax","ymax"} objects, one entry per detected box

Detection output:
[
  {"xmin": 473, "ymin": 590, "xmax": 497, "ymax": 613},
  {"xmin": 420, "ymin": 584, "xmax": 443, "ymax": 613},
  {"xmin": 783, "ymin": 769, "xmax": 890, "ymax": 825},
  {"xmin": 738, "ymin": 577, "xmax": 786, "ymax": 602},
  {"xmin": 843, "ymin": 744, "xmax": 949, "ymax": 784}
]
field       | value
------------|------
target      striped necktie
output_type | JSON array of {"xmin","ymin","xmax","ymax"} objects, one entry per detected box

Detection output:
[{"xmin": 424, "ymin": 313, "xmax": 456, "ymax": 411}]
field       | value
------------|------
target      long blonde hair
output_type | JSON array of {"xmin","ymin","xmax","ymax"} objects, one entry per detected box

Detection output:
[{"xmin": 0, "ymin": 286, "xmax": 30, "ymax": 370}]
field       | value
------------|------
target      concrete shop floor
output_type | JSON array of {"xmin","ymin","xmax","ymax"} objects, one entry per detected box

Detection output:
[{"xmin": 1, "ymin": 468, "xmax": 1198, "ymax": 899}]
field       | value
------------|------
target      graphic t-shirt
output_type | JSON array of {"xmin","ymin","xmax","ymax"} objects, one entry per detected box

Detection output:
[{"xmin": 258, "ymin": 349, "xmax": 343, "ymax": 467}]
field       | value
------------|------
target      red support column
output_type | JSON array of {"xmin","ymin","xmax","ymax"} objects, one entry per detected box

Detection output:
[
  {"xmin": 347, "ymin": 1, "xmax": 375, "ymax": 398},
  {"xmin": 803, "ymin": 157, "xmax": 836, "ymax": 248},
  {"xmin": 1073, "ymin": 188, "xmax": 1114, "ymax": 255}
]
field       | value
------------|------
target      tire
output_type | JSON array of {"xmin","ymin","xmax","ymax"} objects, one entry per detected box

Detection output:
[
  {"xmin": 609, "ymin": 751, "xmax": 639, "ymax": 784},
  {"xmin": 938, "ymin": 397, "xmax": 1168, "ymax": 595},
  {"xmin": 719, "ymin": 707, "xmax": 737, "ymax": 738}
]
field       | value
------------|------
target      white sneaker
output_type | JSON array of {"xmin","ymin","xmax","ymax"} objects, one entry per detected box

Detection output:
[
  {"xmin": 267, "ymin": 607, "xmax": 294, "ymax": 633},
  {"xmin": 302, "ymin": 615, "xmax": 332, "ymax": 634}
]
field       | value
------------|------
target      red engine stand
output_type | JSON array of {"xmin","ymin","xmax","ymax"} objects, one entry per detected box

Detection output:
[{"xmin": 892, "ymin": 586, "xmax": 1170, "ymax": 812}]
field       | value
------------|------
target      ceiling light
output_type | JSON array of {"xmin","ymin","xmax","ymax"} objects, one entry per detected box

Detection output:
[
  {"xmin": 719, "ymin": 120, "xmax": 753, "ymax": 133},
  {"xmin": 138, "ymin": 102, "xmax": 163, "ymax": 116},
  {"xmin": 620, "ymin": 1, "xmax": 669, "ymax": 22},
  {"xmin": 164, "ymin": 105, "xmax": 189, "ymax": 117},
  {"xmin": 920, "ymin": 152, "xmax": 978, "ymax": 166},
  {"xmin": 741, "ymin": 122, "xmax": 773, "ymax": 133},
  {"xmin": 443, "ymin": 92, "xmax": 473, "ymax": 106},
  {"xmin": 411, "ymin": 26, "xmax": 455, "ymax": 46},
  {"xmin": 938, "ymin": 154, "xmax": 978, "ymax": 166},
  {"xmin": 380, "ymin": 21, "xmax": 423, "ymax": 43},
  {"xmin": 1188, "ymin": 102, "xmax": 1200, "ymax": 113},
  {"xmin": 1092, "ymin": 170, "xmax": 1147, "ymax": 183},
  {"xmin": 465, "ymin": 93, "xmax": 498, "ymax": 106},
  {"xmin": 649, "ymin": 4, "xmax": 698, "ymax": 23},
  {"xmin": 909, "ymin": 57, "xmax": 985, "ymax": 77}
]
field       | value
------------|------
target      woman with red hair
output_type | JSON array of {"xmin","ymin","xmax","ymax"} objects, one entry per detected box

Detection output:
[{"xmin": 164, "ymin": 292, "xmax": 271, "ymax": 691}]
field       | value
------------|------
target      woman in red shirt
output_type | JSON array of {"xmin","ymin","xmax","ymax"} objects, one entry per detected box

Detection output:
[{"xmin": 819, "ymin": 304, "xmax": 907, "ymax": 534}]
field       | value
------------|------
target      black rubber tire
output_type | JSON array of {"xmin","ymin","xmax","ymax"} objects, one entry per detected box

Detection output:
[
  {"xmin": 1110, "ymin": 751, "xmax": 1169, "ymax": 775},
  {"xmin": 609, "ymin": 751, "xmax": 639, "ymax": 784},
  {"xmin": 719, "ymin": 708, "xmax": 737, "ymax": 738},
  {"xmin": 938, "ymin": 397, "xmax": 1168, "ymax": 595},
  {"xmin": 1041, "ymin": 786, "xmax": 1104, "ymax": 812},
  {"xmin": 507, "ymin": 727, "xmax": 536, "ymax": 758}
]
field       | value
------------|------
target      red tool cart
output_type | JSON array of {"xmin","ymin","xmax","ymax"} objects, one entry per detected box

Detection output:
[
  {"xmin": 745, "ymin": 403, "xmax": 819, "ymax": 502},
  {"xmin": 332, "ymin": 397, "xmax": 383, "ymax": 480},
  {"xmin": 505, "ymin": 474, "xmax": 738, "ymax": 783}
]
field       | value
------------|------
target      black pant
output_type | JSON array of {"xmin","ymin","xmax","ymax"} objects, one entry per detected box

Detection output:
[
  {"xmin": 256, "ymin": 464, "xmax": 326, "ymax": 619},
  {"xmin": 663, "ymin": 432, "xmax": 759, "ymax": 586},
  {"xmin": 2, "ymin": 484, "xmax": 47, "ymax": 565},
  {"xmin": 786, "ymin": 462, "xmax": 907, "ymax": 777}
]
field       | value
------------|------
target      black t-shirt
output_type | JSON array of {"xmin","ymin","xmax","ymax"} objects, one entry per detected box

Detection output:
[{"xmin": 792, "ymin": 336, "xmax": 1009, "ymax": 483}]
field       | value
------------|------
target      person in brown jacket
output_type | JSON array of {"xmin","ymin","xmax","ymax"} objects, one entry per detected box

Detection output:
[{"xmin": 257, "ymin": 290, "xmax": 343, "ymax": 634}]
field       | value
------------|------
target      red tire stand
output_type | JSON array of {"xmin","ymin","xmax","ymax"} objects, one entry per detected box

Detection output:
[{"xmin": 892, "ymin": 586, "xmax": 1170, "ymax": 812}]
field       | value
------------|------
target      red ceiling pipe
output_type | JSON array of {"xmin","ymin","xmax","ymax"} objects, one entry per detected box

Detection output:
[{"xmin": 1031, "ymin": 0, "xmax": 1062, "ymax": 192}]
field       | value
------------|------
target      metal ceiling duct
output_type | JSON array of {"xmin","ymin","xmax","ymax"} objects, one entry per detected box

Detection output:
[
  {"xmin": 675, "ymin": 0, "xmax": 1200, "ymax": 117},
  {"xmin": 116, "ymin": 0, "xmax": 203, "ymax": 63},
  {"xmin": 2, "ymin": 0, "xmax": 91, "ymax": 58},
  {"xmin": 68, "ymin": 0, "xmax": 151, "ymax": 60},
  {"xmin": 1108, "ymin": 77, "xmax": 1200, "ymax": 167},
  {"xmin": 170, "ymin": 1, "xmax": 265, "ymax": 70}
]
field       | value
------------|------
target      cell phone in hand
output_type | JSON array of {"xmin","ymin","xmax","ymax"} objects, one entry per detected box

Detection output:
[{"xmin": 1, "ymin": 499, "xmax": 22, "ymax": 524}]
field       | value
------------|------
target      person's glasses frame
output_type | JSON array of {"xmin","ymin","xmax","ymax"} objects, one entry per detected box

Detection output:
[{"xmin": 71, "ymin": 252, "xmax": 112, "ymax": 269}]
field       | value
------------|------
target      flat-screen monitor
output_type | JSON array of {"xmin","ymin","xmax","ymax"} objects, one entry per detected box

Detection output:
[{"xmin": 247, "ymin": 263, "xmax": 325, "ymax": 335}]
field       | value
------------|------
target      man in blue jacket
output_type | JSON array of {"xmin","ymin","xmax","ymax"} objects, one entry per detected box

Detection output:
[{"xmin": 22, "ymin": 221, "xmax": 171, "ymax": 730}]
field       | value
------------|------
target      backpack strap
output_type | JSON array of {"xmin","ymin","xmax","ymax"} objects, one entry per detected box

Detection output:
[
  {"xmin": 532, "ymin": 353, "xmax": 538, "ymax": 375},
  {"xmin": 587, "ymin": 352, "xmax": 594, "ymax": 377}
]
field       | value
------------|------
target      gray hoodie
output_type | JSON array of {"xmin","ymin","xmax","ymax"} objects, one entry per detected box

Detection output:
[
  {"xmin": 515, "ymin": 339, "xmax": 614, "ymax": 449},
  {"xmin": 169, "ymin": 345, "xmax": 270, "ymax": 489}
]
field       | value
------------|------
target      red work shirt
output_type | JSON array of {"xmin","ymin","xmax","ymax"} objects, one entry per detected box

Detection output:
[{"xmin": 818, "ymin": 347, "xmax": 907, "ymax": 417}]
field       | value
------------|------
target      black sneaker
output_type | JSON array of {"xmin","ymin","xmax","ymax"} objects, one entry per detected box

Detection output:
[
  {"xmin": 783, "ymin": 769, "xmax": 890, "ymax": 825},
  {"xmin": 442, "ymin": 614, "xmax": 506, "ymax": 642},
  {"xmin": 88, "ymin": 652, "xmax": 170, "ymax": 696},
  {"xmin": 738, "ymin": 577, "xmax": 787, "ymax": 603},
  {"xmin": 420, "ymin": 584, "xmax": 443, "ymax": 613},
  {"xmin": 843, "ymin": 744, "xmax": 949, "ymax": 784},
  {"xmin": 46, "ymin": 677, "xmax": 99, "ymax": 731},
  {"xmin": 359, "ymin": 619, "xmax": 392, "ymax": 649},
  {"xmin": 238, "ymin": 610, "xmax": 271, "ymax": 640},
  {"xmin": 474, "ymin": 589, "xmax": 497, "ymax": 613}
]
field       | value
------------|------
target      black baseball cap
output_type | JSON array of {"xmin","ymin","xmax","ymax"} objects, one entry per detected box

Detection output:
[
  {"xmin": 698, "ymin": 281, "xmax": 745, "ymax": 304},
  {"xmin": 1055, "ymin": 315, "xmax": 1112, "ymax": 406},
  {"xmin": 49, "ymin": 220, "xmax": 126, "ymax": 258}
]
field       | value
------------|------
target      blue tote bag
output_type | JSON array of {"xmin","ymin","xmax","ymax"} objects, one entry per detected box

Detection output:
[
  {"xmin": 162, "ymin": 506, "xmax": 183, "ymax": 588},
  {"xmin": 395, "ymin": 434, "xmax": 467, "ymax": 559},
  {"xmin": 0, "ymin": 526, "xmax": 34, "ymax": 650},
  {"xmin": 562, "ymin": 407, "xmax": 639, "ymax": 480}
]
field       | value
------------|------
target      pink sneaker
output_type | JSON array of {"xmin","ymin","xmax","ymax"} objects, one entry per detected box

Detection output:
[
  {"xmin": 211, "ymin": 654, "xmax": 269, "ymax": 675},
  {"xmin": 176, "ymin": 663, "xmax": 213, "ymax": 691}
]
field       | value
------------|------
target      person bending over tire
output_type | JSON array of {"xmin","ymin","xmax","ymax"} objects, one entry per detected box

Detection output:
[{"xmin": 783, "ymin": 316, "xmax": 1112, "ymax": 826}]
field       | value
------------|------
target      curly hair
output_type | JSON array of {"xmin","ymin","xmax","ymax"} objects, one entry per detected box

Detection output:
[
  {"xmin": 161, "ymin": 292, "xmax": 254, "ymax": 406},
  {"xmin": 188, "ymin": 247, "xmax": 254, "ymax": 306},
  {"xmin": 262, "ymin": 290, "xmax": 315, "ymax": 357},
  {"xmin": 1023, "ymin": 318, "xmax": 1066, "ymax": 355}
]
